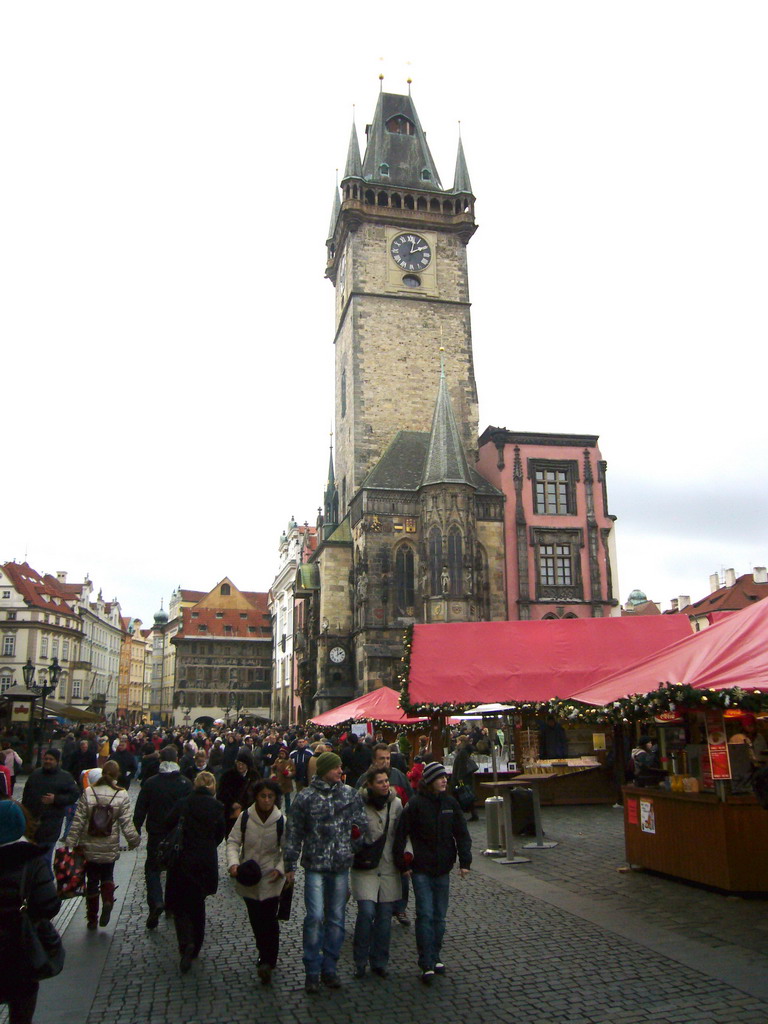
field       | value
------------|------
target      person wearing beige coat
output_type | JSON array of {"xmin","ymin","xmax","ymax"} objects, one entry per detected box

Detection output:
[
  {"xmin": 66, "ymin": 760, "xmax": 140, "ymax": 929},
  {"xmin": 226, "ymin": 779, "xmax": 287, "ymax": 985},
  {"xmin": 350, "ymin": 768, "xmax": 404, "ymax": 978}
]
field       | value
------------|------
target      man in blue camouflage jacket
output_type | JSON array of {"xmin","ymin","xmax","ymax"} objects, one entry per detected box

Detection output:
[{"xmin": 284, "ymin": 751, "xmax": 367, "ymax": 993}]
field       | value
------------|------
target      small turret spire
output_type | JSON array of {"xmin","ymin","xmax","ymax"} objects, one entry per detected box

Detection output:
[
  {"xmin": 343, "ymin": 119, "xmax": 363, "ymax": 180},
  {"xmin": 453, "ymin": 134, "xmax": 473, "ymax": 194},
  {"xmin": 326, "ymin": 179, "xmax": 342, "ymax": 244}
]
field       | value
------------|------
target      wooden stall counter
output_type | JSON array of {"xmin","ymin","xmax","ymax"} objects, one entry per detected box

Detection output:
[{"xmin": 623, "ymin": 785, "xmax": 768, "ymax": 894}]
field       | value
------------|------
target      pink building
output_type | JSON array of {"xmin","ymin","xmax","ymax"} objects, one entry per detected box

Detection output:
[{"xmin": 477, "ymin": 429, "xmax": 619, "ymax": 620}]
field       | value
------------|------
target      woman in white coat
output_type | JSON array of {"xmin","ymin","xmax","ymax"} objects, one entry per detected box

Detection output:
[
  {"xmin": 66, "ymin": 759, "xmax": 140, "ymax": 929},
  {"xmin": 226, "ymin": 779, "xmax": 286, "ymax": 985},
  {"xmin": 351, "ymin": 766, "xmax": 404, "ymax": 979}
]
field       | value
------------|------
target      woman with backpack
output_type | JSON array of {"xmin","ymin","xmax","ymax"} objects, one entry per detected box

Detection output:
[
  {"xmin": 66, "ymin": 759, "xmax": 140, "ymax": 930},
  {"xmin": 225, "ymin": 779, "xmax": 287, "ymax": 985}
]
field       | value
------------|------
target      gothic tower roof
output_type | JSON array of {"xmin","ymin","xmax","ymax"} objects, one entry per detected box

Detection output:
[
  {"xmin": 421, "ymin": 363, "xmax": 475, "ymax": 488},
  {"xmin": 453, "ymin": 136, "xmax": 473, "ymax": 195},
  {"xmin": 361, "ymin": 90, "xmax": 443, "ymax": 191}
]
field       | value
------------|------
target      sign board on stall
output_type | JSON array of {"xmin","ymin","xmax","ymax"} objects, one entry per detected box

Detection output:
[
  {"xmin": 11, "ymin": 701, "xmax": 33, "ymax": 724},
  {"xmin": 704, "ymin": 709, "xmax": 732, "ymax": 780}
]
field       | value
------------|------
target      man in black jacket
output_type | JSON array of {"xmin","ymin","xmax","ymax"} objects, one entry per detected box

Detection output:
[
  {"xmin": 133, "ymin": 746, "xmax": 192, "ymax": 927},
  {"xmin": 393, "ymin": 761, "xmax": 471, "ymax": 985},
  {"xmin": 21, "ymin": 749, "xmax": 79, "ymax": 863}
]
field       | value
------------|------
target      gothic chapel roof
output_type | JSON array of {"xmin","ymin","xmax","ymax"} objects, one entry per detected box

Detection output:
[{"xmin": 360, "ymin": 369, "xmax": 501, "ymax": 498}]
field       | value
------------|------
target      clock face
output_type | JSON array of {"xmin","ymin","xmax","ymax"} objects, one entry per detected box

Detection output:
[
  {"xmin": 390, "ymin": 233, "xmax": 432, "ymax": 272},
  {"xmin": 329, "ymin": 646, "xmax": 346, "ymax": 664}
]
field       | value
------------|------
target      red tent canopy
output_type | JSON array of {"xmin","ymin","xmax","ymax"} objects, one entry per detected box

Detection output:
[
  {"xmin": 572, "ymin": 596, "xmax": 768, "ymax": 706},
  {"xmin": 406, "ymin": 615, "xmax": 693, "ymax": 707},
  {"xmin": 308, "ymin": 686, "xmax": 425, "ymax": 728}
]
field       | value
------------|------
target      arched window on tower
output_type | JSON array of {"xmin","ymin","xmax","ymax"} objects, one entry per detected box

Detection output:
[
  {"xmin": 341, "ymin": 369, "xmax": 346, "ymax": 417},
  {"xmin": 429, "ymin": 528, "xmax": 443, "ymax": 597},
  {"xmin": 395, "ymin": 545, "xmax": 415, "ymax": 617},
  {"xmin": 448, "ymin": 526, "xmax": 463, "ymax": 597}
]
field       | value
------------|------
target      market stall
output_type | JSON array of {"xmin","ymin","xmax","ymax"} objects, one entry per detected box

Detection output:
[
  {"xmin": 572, "ymin": 598, "xmax": 768, "ymax": 892},
  {"xmin": 308, "ymin": 685, "xmax": 426, "ymax": 737},
  {"xmin": 399, "ymin": 614, "xmax": 692, "ymax": 802}
]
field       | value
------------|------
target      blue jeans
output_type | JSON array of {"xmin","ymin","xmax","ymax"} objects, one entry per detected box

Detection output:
[
  {"xmin": 411, "ymin": 872, "xmax": 450, "ymax": 970},
  {"xmin": 302, "ymin": 870, "xmax": 349, "ymax": 978},
  {"xmin": 353, "ymin": 900, "xmax": 394, "ymax": 970}
]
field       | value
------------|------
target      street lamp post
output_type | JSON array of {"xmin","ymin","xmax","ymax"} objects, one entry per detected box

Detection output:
[
  {"xmin": 22, "ymin": 658, "xmax": 37, "ymax": 766},
  {"xmin": 32, "ymin": 657, "xmax": 61, "ymax": 768}
]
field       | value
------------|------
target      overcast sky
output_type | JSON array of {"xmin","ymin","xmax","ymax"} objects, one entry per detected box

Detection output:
[{"xmin": 2, "ymin": 2, "xmax": 766, "ymax": 623}]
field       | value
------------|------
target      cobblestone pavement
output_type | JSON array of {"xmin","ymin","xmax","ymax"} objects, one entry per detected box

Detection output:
[{"xmin": 7, "ymin": 803, "xmax": 768, "ymax": 1024}]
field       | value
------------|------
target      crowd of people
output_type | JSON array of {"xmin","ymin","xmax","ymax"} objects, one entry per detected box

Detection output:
[{"xmin": 0, "ymin": 719, "xmax": 477, "ymax": 1020}]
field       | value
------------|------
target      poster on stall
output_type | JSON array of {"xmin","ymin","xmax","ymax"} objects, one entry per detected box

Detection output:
[
  {"xmin": 592, "ymin": 733, "xmax": 606, "ymax": 751},
  {"xmin": 704, "ymin": 709, "xmax": 732, "ymax": 780},
  {"xmin": 626, "ymin": 798, "xmax": 639, "ymax": 826},
  {"xmin": 640, "ymin": 799, "xmax": 656, "ymax": 834}
]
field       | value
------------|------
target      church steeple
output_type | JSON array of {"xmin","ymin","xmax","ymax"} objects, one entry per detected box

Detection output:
[
  {"xmin": 421, "ymin": 358, "xmax": 475, "ymax": 488},
  {"xmin": 453, "ymin": 135, "xmax": 473, "ymax": 195},
  {"xmin": 361, "ymin": 90, "xmax": 443, "ymax": 190}
]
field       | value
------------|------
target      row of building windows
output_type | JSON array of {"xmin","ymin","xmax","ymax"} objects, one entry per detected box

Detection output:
[
  {"xmin": 178, "ymin": 668, "xmax": 269, "ymax": 685},
  {"xmin": 178, "ymin": 690, "xmax": 271, "ymax": 709}
]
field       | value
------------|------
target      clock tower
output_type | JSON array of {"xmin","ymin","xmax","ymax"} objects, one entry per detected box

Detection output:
[
  {"xmin": 303, "ymin": 84, "xmax": 506, "ymax": 717},
  {"xmin": 325, "ymin": 83, "xmax": 479, "ymax": 513}
]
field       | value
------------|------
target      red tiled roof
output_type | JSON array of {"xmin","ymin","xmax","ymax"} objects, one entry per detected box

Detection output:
[
  {"xmin": 175, "ymin": 603, "xmax": 271, "ymax": 640},
  {"xmin": 688, "ymin": 574, "xmax": 768, "ymax": 615},
  {"xmin": 2, "ymin": 562, "xmax": 80, "ymax": 615},
  {"xmin": 179, "ymin": 590, "xmax": 207, "ymax": 603}
]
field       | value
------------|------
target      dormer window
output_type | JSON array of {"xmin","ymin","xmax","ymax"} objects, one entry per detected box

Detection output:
[
  {"xmin": 379, "ymin": 162, "xmax": 389, "ymax": 176},
  {"xmin": 385, "ymin": 115, "xmax": 415, "ymax": 136},
  {"xmin": 421, "ymin": 169, "xmax": 432, "ymax": 181}
]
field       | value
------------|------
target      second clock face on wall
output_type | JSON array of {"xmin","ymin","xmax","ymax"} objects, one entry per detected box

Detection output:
[
  {"xmin": 390, "ymin": 233, "xmax": 432, "ymax": 272},
  {"xmin": 329, "ymin": 646, "xmax": 346, "ymax": 664}
]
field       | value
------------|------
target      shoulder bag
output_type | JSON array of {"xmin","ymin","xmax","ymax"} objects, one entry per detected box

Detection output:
[
  {"xmin": 156, "ymin": 813, "xmax": 185, "ymax": 871},
  {"xmin": 352, "ymin": 802, "xmax": 391, "ymax": 871},
  {"xmin": 19, "ymin": 863, "xmax": 65, "ymax": 981}
]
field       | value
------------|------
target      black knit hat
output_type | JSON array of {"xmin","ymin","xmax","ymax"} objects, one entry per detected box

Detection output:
[
  {"xmin": 236, "ymin": 859, "xmax": 262, "ymax": 887},
  {"xmin": 236, "ymin": 748, "xmax": 254, "ymax": 769}
]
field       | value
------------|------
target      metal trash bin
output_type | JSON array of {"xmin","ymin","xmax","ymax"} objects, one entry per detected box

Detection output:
[
  {"xmin": 510, "ymin": 786, "xmax": 535, "ymax": 836},
  {"xmin": 483, "ymin": 795, "xmax": 506, "ymax": 855}
]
